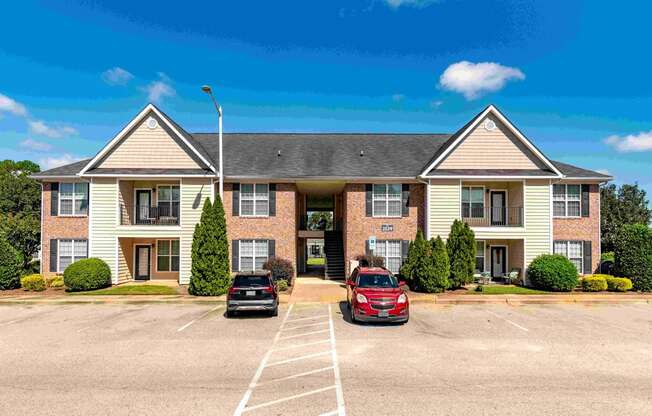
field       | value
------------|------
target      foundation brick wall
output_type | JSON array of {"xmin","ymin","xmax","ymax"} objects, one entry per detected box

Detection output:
[
  {"xmin": 553, "ymin": 184, "xmax": 601, "ymax": 273},
  {"xmin": 343, "ymin": 183, "xmax": 425, "ymax": 275},
  {"xmin": 223, "ymin": 182, "xmax": 297, "ymax": 275},
  {"xmin": 41, "ymin": 182, "xmax": 89, "ymax": 278}
]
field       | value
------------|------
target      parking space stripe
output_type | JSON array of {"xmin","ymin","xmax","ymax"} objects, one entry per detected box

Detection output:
[
  {"xmin": 285, "ymin": 314, "xmax": 329, "ymax": 323},
  {"xmin": 328, "ymin": 304, "xmax": 346, "ymax": 416},
  {"xmin": 265, "ymin": 350, "xmax": 332, "ymax": 367},
  {"xmin": 486, "ymin": 310, "xmax": 529, "ymax": 332},
  {"xmin": 176, "ymin": 305, "xmax": 222, "ymax": 332},
  {"xmin": 320, "ymin": 410, "xmax": 339, "ymax": 416},
  {"xmin": 254, "ymin": 366, "xmax": 334, "ymax": 387},
  {"xmin": 282, "ymin": 321, "xmax": 329, "ymax": 331},
  {"xmin": 241, "ymin": 385, "xmax": 336, "ymax": 413},
  {"xmin": 271, "ymin": 339, "xmax": 330, "ymax": 351},
  {"xmin": 277, "ymin": 328, "xmax": 329, "ymax": 340}
]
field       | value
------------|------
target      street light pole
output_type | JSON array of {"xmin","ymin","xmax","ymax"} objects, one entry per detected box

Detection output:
[{"xmin": 201, "ymin": 85, "xmax": 223, "ymax": 199}]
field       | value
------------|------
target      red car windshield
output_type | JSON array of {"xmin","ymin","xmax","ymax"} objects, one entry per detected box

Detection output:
[{"xmin": 357, "ymin": 274, "xmax": 398, "ymax": 288}]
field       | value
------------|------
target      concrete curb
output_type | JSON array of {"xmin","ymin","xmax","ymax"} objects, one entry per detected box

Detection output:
[{"xmin": 432, "ymin": 295, "xmax": 652, "ymax": 305}]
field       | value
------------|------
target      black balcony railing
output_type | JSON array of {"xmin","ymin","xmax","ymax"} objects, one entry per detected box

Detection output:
[
  {"xmin": 122, "ymin": 203, "xmax": 180, "ymax": 225},
  {"xmin": 462, "ymin": 206, "xmax": 523, "ymax": 227}
]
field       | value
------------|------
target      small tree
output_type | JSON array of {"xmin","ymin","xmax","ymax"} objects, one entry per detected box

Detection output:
[
  {"xmin": 399, "ymin": 230, "xmax": 425, "ymax": 285},
  {"xmin": 446, "ymin": 220, "xmax": 476, "ymax": 288},
  {"xmin": 614, "ymin": 223, "xmax": 652, "ymax": 291},
  {"xmin": 426, "ymin": 236, "xmax": 450, "ymax": 292},
  {"xmin": 189, "ymin": 196, "xmax": 231, "ymax": 296},
  {"xmin": 0, "ymin": 235, "xmax": 21, "ymax": 290},
  {"xmin": 405, "ymin": 231, "xmax": 430, "ymax": 291}
]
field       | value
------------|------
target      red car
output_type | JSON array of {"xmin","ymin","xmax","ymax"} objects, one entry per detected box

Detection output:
[{"xmin": 346, "ymin": 266, "xmax": 409, "ymax": 324}]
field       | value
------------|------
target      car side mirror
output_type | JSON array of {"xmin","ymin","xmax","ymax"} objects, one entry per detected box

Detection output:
[{"xmin": 347, "ymin": 280, "xmax": 356, "ymax": 287}]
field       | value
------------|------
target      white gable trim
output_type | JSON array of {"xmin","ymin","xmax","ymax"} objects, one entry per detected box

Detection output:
[
  {"xmin": 419, "ymin": 105, "xmax": 563, "ymax": 178},
  {"xmin": 79, "ymin": 104, "xmax": 216, "ymax": 175}
]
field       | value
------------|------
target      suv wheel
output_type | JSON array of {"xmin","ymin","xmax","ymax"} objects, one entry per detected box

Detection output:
[
  {"xmin": 270, "ymin": 307, "xmax": 278, "ymax": 317},
  {"xmin": 226, "ymin": 310, "xmax": 235, "ymax": 318}
]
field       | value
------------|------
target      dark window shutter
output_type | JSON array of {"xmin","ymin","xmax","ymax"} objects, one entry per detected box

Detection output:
[
  {"xmin": 365, "ymin": 239, "xmax": 371, "ymax": 256},
  {"xmin": 231, "ymin": 240, "xmax": 239, "ymax": 272},
  {"xmin": 51, "ymin": 183, "xmax": 59, "ymax": 216},
  {"xmin": 365, "ymin": 184, "xmax": 373, "ymax": 217},
  {"xmin": 402, "ymin": 184, "xmax": 410, "ymax": 217},
  {"xmin": 232, "ymin": 183, "xmax": 240, "ymax": 216},
  {"xmin": 581, "ymin": 184, "xmax": 590, "ymax": 217},
  {"xmin": 268, "ymin": 239, "xmax": 275, "ymax": 258},
  {"xmin": 401, "ymin": 240, "xmax": 410, "ymax": 261},
  {"xmin": 583, "ymin": 240, "xmax": 592, "ymax": 274},
  {"xmin": 269, "ymin": 184, "xmax": 276, "ymax": 216},
  {"xmin": 49, "ymin": 239, "xmax": 58, "ymax": 272}
]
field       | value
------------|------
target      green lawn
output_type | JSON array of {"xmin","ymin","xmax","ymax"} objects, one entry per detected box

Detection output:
[
  {"xmin": 307, "ymin": 257, "xmax": 325, "ymax": 266},
  {"xmin": 472, "ymin": 285, "xmax": 549, "ymax": 295},
  {"xmin": 73, "ymin": 285, "xmax": 179, "ymax": 296}
]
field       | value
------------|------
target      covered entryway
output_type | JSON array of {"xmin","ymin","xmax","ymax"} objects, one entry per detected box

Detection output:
[
  {"xmin": 134, "ymin": 245, "xmax": 151, "ymax": 280},
  {"xmin": 490, "ymin": 246, "xmax": 507, "ymax": 278},
  {"xmin": 117, "ymin": 237, "xmax": 180, "ymax": 284}
]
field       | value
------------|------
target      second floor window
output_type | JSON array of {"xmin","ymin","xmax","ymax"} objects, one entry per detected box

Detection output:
[
  {"xmin": 60, "ymin": 182, "xmax": 88, "ymax": 216},
  {"xmin": 462, "ymin": 186, "xmax": 484, "ymax": 218},
  {"xmin": 553, "ymin": 184, "xmax": 580, "ymax": 217},
  {"xmin": 373, "ymin": 184, "xmax": 402, "ymax": 217},
  {"xmin": 157, "ymin": 185, "xmax": 180, "ymax": 218},
  {"xmin": 240, "ymin": 184, "xmax": 269, "ymax": 216}
]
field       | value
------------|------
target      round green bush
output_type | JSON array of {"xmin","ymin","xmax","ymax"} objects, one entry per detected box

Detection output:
[
  {"xmin": 614, "ymin": 224, "xmax": 652, "ymax": 291},
  {"xmin": 20, "ymin": 274, "xmax": 46, "ymax": 292},
  {"xmin": 63, "ymin": 258, "xmax": 112, "ymax": 292},
  {"xmin": 0, "ymin": 236, "xmax": 22, "ymax": 290},
  {"xmin": 581, "ymin": 275, "xmax": 607, "ymax": 292},
  {"xmin": 263, "ymin": 257, "xmax": 295, "ymax": 284},
  {"xmin": 605, "ymin": 276, "xmax": 633, "ymax": 292},
  {"xmin": 275, "ymin": 279, "xmax": 289, "ymax": 292},
  {"xmin": 527, "ymin": 254, "xmax": 579, "ymax": 291}
]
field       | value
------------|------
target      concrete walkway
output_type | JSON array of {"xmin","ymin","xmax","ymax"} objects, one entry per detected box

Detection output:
[{"xmin": 289, "ymin": 277, "xmax": 347, "ymax": 303}]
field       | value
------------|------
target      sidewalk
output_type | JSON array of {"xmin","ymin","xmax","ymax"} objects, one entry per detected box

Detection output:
[{"xmin": 408, "ymin": 291, "xmax": 652, "ymax": 305}]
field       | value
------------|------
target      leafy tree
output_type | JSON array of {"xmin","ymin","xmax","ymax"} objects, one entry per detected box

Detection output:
[
  {"xmin": 614, "ymin": 223, "xmax": 652, "ymax": 291},
  {"xmin": 308, "ymin": 211, "xmax": 333, "ymax": 230},
  {"xmin": 189, "ymin": 196, "xmax": 231, "ymax": 296},
  {"xmin": 0, "ymin": 213, "xmax": 40, "ymax": 271},
  {"xmin": 0, "ymin": 235, "xmax": 21, "ymax": 290},
  {"xmin": 426, "ymin": 236, "xmax": 450, "ymax": 292},
  {"xmin": 601, "ymin": 183, "xmax": 651, "ymax": 253},
  {"xmin": 446, "ymin": 219, "xmax": 476, "ymax": 288},
  {"xmin": 399, "ymin": 230, "xmax": 425, "ymax": 285}
]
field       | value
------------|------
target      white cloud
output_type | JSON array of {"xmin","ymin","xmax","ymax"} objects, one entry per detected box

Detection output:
[
  {"xmin": 144, "ymin": 72, "xmax": 176, "ymax": 103},
  {"xmin": 0, "ymin": 93, "xmax": 28, "ymax": 117},
  {"xmin": 392, "ymin": 93, "xmax": 405, "ymax": 103},
  {"xmin": 439, "ymin": 61, "xmax": 525, "ymax": 100},
  {"xmin": 102, "ymin": 67, "xmax": 134, "ymax": 86},
  {"xmin": 605, "ymin": 131, "xmax": 652, "ymax": 152},
  {"xmin": 383, "ymin": 0, "xmax": 439, "ymax": 8},
  {"xmin": 20, "ymin": 139, "xmax": 53, "ymax": 152},
  {"xmin": 430, "ymin": 100, "xmax": 443, "ymax": 109},
  {"xmin": 28, "ymin": 120, "xmax": 78, "ymax": 138},
  {"xmin": 38, "ymin": 154, "xmax": 84, "ymax": 170}
]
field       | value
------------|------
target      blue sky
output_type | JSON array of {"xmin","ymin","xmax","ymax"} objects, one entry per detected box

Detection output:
[{"xmin": 1, "ymin": 0, "xmax": 651, "ymax": 195}]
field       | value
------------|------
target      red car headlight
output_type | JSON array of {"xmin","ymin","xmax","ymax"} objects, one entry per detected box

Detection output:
[
  {"xmin": 397, "ymin": 293, "xmax": 407, "ymax": 304},
  {"xmin": 356, "ymin": 293, "xmax": 368, "ymax": 304}
]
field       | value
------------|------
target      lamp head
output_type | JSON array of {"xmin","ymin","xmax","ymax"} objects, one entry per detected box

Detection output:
[{"xmin": 201, "ymin": 85, "xmax": 212, "ymax": 94}]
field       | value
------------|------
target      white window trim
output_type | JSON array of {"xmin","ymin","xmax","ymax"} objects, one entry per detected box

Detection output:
[
  {"xmin": 156, "ymin": 239, "xmax": 180, "ymax": 272},
  {"xmin": 238, "ymin": 239, "xmax": 269, "ymax": 271},
  {"xmin": 58, "ymin": 182, "xmax": 89, "ymax": 217},
  {"xmin": 156, "ymin": 184, "xmax": 180, "ymax": 204},
  {"xmin": 553, "ymin": 184, "xmax": 581, "ymax": 218},
  {"xmin": 475, "ymin": 240, "xmax": 486, "ymax": 273},
  {"xmin": 239, "ymin": 183, "xmax": 270, "ymax": 217},
  {"xmin": 372, "ymin": 184, "xmax": 402, "ymax": 218},
  {"xmin": 57, "ymin": 239, "xmax": 88, "ymax": 273},
  {"xmin": 376, "ymin": 240, "xmax": 402, "ymax": 273},
  {"xmin": 554, "ymin": 240, "xmax": 584, "ymax": 274},
  {"xmin": 461, "ymin": 185, "xmax": 485, "ymax": 219}
]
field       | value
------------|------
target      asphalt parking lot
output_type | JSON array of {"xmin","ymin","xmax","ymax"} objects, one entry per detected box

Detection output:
[{"xmin": 1, "ymin": 302, "xmax": 651, "ymax": 415}]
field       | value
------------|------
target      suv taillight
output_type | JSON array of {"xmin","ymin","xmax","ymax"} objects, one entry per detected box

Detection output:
[
  {"xmin": 228, "ymin": 287, "xmax": 239, "ymax": 295},
  {"xmin": 263, "ymin": 286, "xmax": 274, "ymax": 293}
]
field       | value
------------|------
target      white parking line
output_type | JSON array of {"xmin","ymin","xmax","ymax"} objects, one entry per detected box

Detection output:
[
  {"xmin": 282, "ymin": 321, "xmax": 329, "ymax": 331},
  {"xmin": 277, "ymin": 328, "xmax": 330, "ymax": 340},
  {"xmin": 271, "ymin": 339, "xmax": 330, "ymax": 352},
  {"xmin": 242, "ymin": 385, "xmax": 336, "ymax": 413},
  {"xmin": 265, "ymin": 350, "xmax": 332, "ymax": 367},
  {"xmin": 255, "ymin": 366, "xmax": 334, "ymax": 387},
  {"xmin": 285, "ymin": 314, "xmax": 329, "ymax": 323},
  {"xmin": 320, "ymin": 410, "xmax": 339, "ymax": 416},
  {"xmin": 177, "ymin": 305, "xmax": 222, "ymax": 332},
  {"xmin": 328, "ymin": 304, "xmax": 346, "ymax": 416},
  {"xmin": 486, "ymin": 310, "xmax": 529, "ymax": 332}
]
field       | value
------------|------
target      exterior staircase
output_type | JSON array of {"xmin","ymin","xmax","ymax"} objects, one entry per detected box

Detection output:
[{"xmin": 324, "ymin": 230, "xmax": 345, "ymax": 279}]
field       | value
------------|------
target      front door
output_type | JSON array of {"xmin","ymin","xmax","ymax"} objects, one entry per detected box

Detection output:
[
  {"xmin": 135, "ymin": 245, "xmax": 151, "ymax": 280},
  {"xmin": 135, "ymin": 190, "xmax": 152, "ymax": 224},
  {"xmin": 491, "ymin": 246, "xmax": 507, "ymax": 278},
  {"xmin": 490, "ymin": 191, "xmax": 506, "ymax": 225}
]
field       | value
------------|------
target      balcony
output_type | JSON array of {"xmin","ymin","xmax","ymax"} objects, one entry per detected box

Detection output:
[
  {"xmin": 121, "ymin": 203, "xmax": 180, "ymax": 226},
  {"xmin": 462, "ymin": 206, "xmax": 523, "ymax": 227}
]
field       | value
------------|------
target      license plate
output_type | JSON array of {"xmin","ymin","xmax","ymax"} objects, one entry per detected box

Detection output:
[
  {"xmin": 378, "ymin": 310, "xmax": 389, "ymax": 318},
  {"xmin": 246, "ymin": 290, "xmax": 256, "ymax": 296}
]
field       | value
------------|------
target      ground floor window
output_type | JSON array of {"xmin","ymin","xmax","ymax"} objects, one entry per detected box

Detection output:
[
  {"xmin": 554, "ymin": 240, "xmax": 583, "ymax": 274},
  {"xmin": 475, "ymin": 241, "xmax": 485, "ymax": 273},
  {"xmin": 240, "ymin": 240, "xmax": 269, "ymax": 271},
  {"xmin": 157, "ymin": 240, "xmax": 180, "ymax": 272},
  {"xmin": 376, "ymin": 240, "xmax": 402, "ymax": 273},
  {"xmin": 58, "ymin": 239, "xmax": 88, "ymax": 272}
]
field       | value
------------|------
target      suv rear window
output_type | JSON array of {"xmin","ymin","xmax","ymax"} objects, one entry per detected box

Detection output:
[
  {"xmin": 233, "ymin": 275, "xmax": 271, "ymax": 287},
  {"xmin": 357, "ymin": 273, "xmax": 398, "ymax": 288}
]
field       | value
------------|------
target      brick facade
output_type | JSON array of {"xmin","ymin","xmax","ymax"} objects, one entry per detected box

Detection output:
[
  {"xmin": 553, "ymin": 183, "xmax": 601, "ymax": 273},
  {"xmin": 222, "ymin": 182, "xmax": 297, "ymax": 275},
  {"xmin": 343, "ymin": 183, "xmax": 425, "ymax": 274},
  {"xmin": 41, "ymin": 182, "xmax": 89, "ymax": 278}
]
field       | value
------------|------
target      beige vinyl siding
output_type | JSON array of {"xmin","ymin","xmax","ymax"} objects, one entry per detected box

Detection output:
[
  {"xmin": 89, "ymin": 178, "xmax": 119, "ymax": 283},
  {"xmin": 98, "ymin": 118, "xmax": 201, "ymax": 169},
  {"xmin": 117, "ymin": 238, "xmax": 130, "ymax": 283},
  {"xmin": 438, "ymin": 116, "xmax": 546, "ymax": 170},
  {"xmin": 179, "ymin": 178, "xmax": 213, "ymax": 284},
  {"xmin": 427, "ymin": 179, "xmax": 460, "ymax": 240},
  {"xmin": 524, "ymin": 179, "xmax": 552, "ymax": 274}
]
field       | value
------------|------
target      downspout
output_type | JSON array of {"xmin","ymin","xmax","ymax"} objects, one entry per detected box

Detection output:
[{"xmin": 417, "ymin": 177, "xmax": 429, "ymax": 240}]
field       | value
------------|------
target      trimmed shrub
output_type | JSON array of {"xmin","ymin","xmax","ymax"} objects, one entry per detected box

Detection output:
[
  {"xmin": 0, "ymin": 236, "xmax": 22, "ymax": 290},
  {"xmin": 447, "ymin": 220, "xmax": 476, "ymax": 288},
  {"xmin": 399, "ymin": 231, "xmax": 425, "ymax": 284},
  {"xmin": 276, "ymin": 279, "xmax": 289, "ymax": 292},
  {"xmin": 21, "ymin": 274, "xmax": 46, "ymax": 291},
  {"xmin": 48, "ymin": 276, "xmax": 65, "ymax": 289},
  {"xmin": 528, "ymin": 254, "xmax": 579, "ymax": 292},
  {"xmin": 63, "ymin": 258, "xmax": 111, "ymax": 292},
  {"xmin": 263, "ymin": 257, "xmax": 294, "ymax": 284},
  {"xmin": 421, "ymin": 236, "xmax": 450, "ymax": 293},
  {"xmin": 614, "ymin": 224, "xmax": 652, "ymax": 291},
  {"xmin": 189, "ymin": 197, "xmax": 231, "ymax": 296},
  {"xmin": 581, "ymin": 275, "xmax": 607, "ymax": 292},
  {"xmin": 605, "ymin": 276, "xmax": 633, "ymax": 292},
  {"xmin": 355, "ymin": 254, "xmax": 384, "ymax": 268}
]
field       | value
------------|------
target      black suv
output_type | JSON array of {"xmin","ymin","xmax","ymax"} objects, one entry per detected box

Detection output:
[{"xmin": 226, "ymin": 271, "xmax": 278, "ymax": 317}]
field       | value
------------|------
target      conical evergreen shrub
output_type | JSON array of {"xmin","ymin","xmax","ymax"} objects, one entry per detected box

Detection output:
[
  {"xmin": 446, "ymin": 219, "xmax": 476, "ymax": 288},
  {"xmin": 428, "ymin": 236, "xmax": 450, "ymax": 292},
  {"xmin": 399, "ymin": 230, "xmax": 425, "ymax": 286}
]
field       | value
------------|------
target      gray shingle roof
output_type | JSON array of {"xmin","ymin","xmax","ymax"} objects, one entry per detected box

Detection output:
[
  {"xmin": 31, "ymin": 159, "xmax": 91, "ymax": 178},
  {"xmin": 426, "ymin": 169, "xmax": 557, "ymax": 177},
  {"xmin": 551, "ymin": 161, "xmax": 612, "ymax": 179}
]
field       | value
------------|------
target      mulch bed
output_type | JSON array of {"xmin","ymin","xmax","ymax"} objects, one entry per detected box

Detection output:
[{"xmin": 0, "ymin": 287, "xmax": 68, "ymax": 297}]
